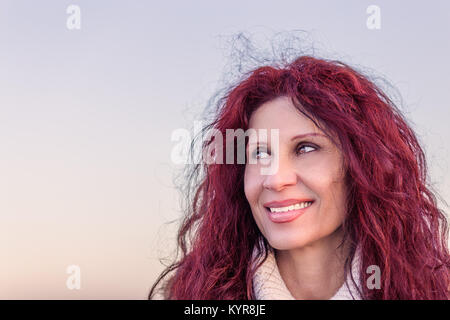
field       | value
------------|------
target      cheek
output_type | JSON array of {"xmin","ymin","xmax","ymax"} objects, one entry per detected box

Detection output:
[
  {"xmin": 304, "ymin": 153, "xmax": 345, "ymax": 191},
  {"xmin": 317, "ymin": 174, "xmax": 348, "ymax": 222},
  {"xmin": 301, "ymin": 160, "xmax": 347, "ymax": 214},
  {"xmin": 244, "ymin": 166, "xmax": 260, "ymax": 205},
  {"xmin": 244, "ymin": 166, "xmax": 268, "ymax": 236}
]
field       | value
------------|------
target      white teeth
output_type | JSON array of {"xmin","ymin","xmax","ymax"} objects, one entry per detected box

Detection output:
[{"xmin": 269, "ymin": 201, "xmax": 312, "ymax": 213}]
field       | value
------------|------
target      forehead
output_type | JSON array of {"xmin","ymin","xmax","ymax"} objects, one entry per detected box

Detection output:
[{"xmin": 248, "ymin": 96, "xmax": 322, "ymax": 137}]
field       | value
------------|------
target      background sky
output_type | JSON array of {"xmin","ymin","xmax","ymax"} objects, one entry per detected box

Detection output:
[{"xmin": 1, "ymin": 0, "xmax": 449, "ymax": 299}]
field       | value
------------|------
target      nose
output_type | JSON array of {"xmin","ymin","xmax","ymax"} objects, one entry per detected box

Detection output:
[{"xmin": 262, "ymin": 157, "xmax": 298, "ymax": 191}]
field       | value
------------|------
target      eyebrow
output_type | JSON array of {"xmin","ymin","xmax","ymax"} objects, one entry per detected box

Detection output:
[
  {"xmin": 290, "ymin": 132, "xmax": 326, "ymax": 141},
  {"xmin": 246, "ymin": 132, "xmax": 326, "ymax": 148}
]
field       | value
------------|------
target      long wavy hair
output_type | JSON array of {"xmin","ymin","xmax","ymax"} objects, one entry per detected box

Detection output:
[{"xmin": 149, "ymin": 55, "xmax": 450, "ymax": 299}]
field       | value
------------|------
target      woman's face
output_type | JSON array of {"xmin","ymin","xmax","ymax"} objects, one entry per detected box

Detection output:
[{"xmin": 244, "ymin": 96, "xmax": 348, "ymax": 250}]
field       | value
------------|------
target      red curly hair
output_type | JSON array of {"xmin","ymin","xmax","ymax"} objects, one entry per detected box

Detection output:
[{"xmin": 149, "ymin": 56, "xmax": 450, "ymax": 299}]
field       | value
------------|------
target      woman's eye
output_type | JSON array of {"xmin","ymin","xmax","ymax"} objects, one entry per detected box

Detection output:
[
  {"xmin": 249, "ymin": 144, "xmax": 316, "ymax": 160},
  {"xmin": 296, "ymin": 144, "xmax": 317, "ymax": 155},
  {"xmin": 252, "ymin": 148, "xmax": 270, "ymax": 159}
]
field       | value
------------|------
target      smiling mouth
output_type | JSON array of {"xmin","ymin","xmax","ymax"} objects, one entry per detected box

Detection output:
[{"xmin": 264, "ymin": 201, "xmax": 314, "ymax": 223}]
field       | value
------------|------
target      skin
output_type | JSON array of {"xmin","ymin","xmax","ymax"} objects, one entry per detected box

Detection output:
[{"xmin": 244, "ymin": 95, "xmax": 350, "ymax": 299}]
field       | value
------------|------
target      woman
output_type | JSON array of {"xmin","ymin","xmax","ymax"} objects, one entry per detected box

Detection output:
[{"xmin": 149, "ymin": 56, "xmax": 450, "ymax": 299}]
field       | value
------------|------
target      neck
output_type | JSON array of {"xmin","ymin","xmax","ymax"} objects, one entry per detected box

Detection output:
[{"xmin": 274, "ymin": 226, "xmax": 350, "ymax": 299}]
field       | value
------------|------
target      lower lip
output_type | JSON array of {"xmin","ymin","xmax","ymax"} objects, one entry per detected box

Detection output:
[{"xmin": 266, "ymin": 202, "xmax": 313, "ymax": 223}]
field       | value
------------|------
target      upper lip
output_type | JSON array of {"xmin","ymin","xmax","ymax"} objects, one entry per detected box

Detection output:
[{"xmin": 263, "ymin": 198, "xmax": 314, "ymax": 208}]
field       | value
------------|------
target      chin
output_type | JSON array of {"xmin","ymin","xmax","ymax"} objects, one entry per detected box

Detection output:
[{"xmin": 265, "ymin": 233, "xmax": 313, "ymax": 251}]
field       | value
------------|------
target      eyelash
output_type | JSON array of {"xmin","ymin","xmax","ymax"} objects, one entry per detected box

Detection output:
[{"xmin": 251, "ymin": 142, "xmax": 318, "ymax": 159}]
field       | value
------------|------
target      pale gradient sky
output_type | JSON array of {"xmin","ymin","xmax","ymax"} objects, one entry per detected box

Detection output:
[{"xmin": 1, "ymin": 0, "xmax": 449, "ymax": 299}]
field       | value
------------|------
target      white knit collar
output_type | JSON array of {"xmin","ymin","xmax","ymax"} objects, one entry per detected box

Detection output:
[{"xmin": 252, "ymin": 245, "xmax": 363, "ymax": 300}]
